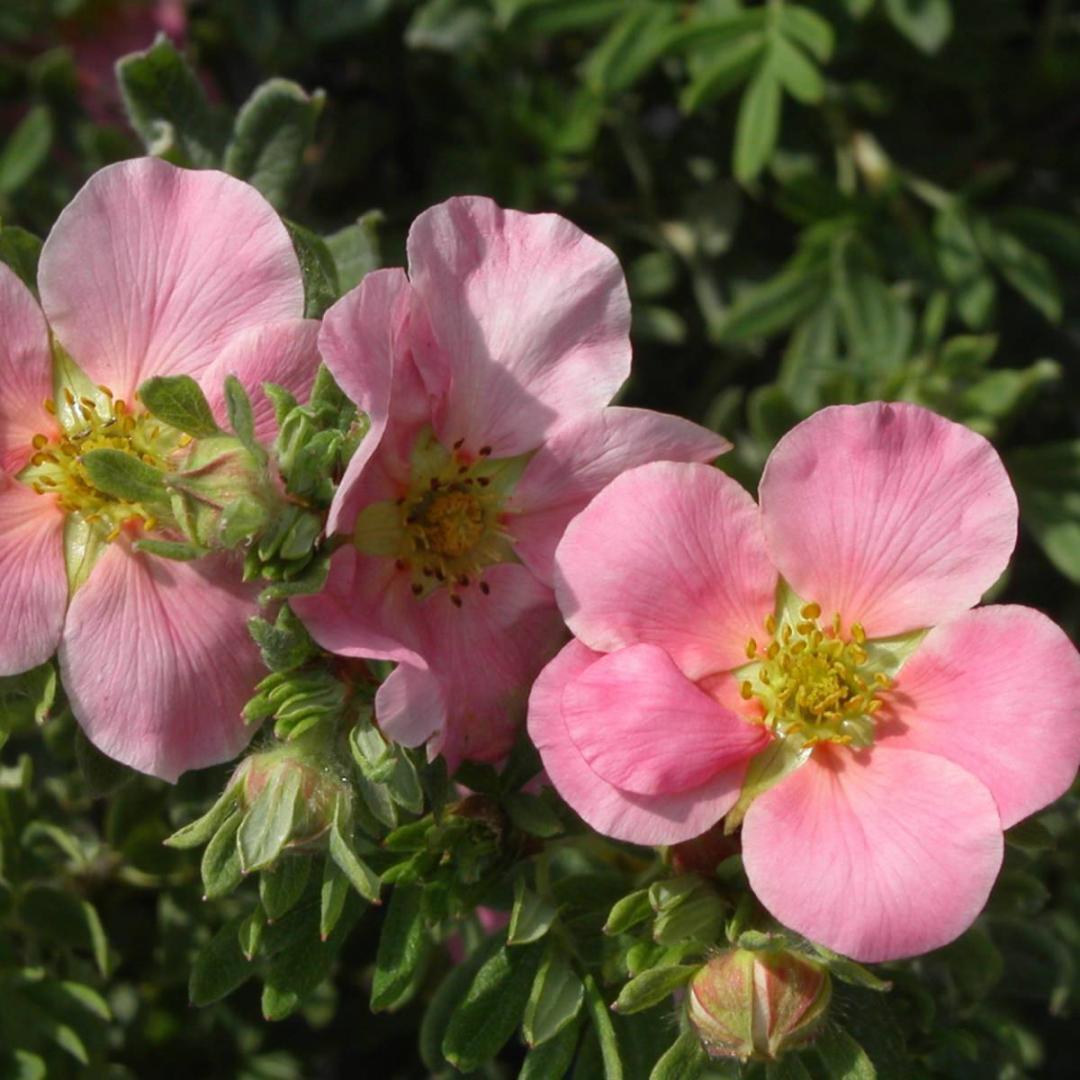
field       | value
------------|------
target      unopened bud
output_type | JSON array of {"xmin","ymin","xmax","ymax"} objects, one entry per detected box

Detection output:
[
  {"xmin": 687, "ymin": 948, "xmax": 831, "ymax": 1061},
  {"xmin": 168, "ymin": 434, "xmax": 286, "ymax": 549}
]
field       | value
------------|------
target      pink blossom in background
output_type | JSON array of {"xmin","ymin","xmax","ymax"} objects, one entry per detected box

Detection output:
[
  {"xmin": 0, "ymin": 157, "xmax": 318, "ymax": 781},
  {"xmin": 292, "ymin": 197, "xmax": 729, "ymax": 767},
  {"xmin": 64, "ymin": 1, "xmax": 188, "ymax": 126},
  {"xmin": 529, "ymin": 402, "xmax": 1080, "ymax": 962}
]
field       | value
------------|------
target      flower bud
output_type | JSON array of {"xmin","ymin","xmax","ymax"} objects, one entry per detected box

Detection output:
[
  {"xmin": 167, "ymin": 434, "xmax": 286, "ymax": 550},
  {"xmin": 687, "ymin": 947, "xmax": 831, "ymax": 1061},
  {"xmin": 231, "ymin": 745, "xmax": 350, "ymax": 853}
]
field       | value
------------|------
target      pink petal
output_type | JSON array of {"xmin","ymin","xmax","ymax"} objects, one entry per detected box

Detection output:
[
  {"xmin": 291, "ymin": 545, "xmax": 427, "ymax": 668},
  {"xmin": 528, "ymin": 640, "xmax": 749, "ymax": 846},
  {"xmin": 58, "ymin": 543, "xmax": 263, "ymax": 781},
  {"xmin": 406, "ymin": 196, "xmax": 631, "ymax": 456},
  {"xmin": 508, "ymin": 406, "xmax": 731, "ymax": 586},
  {"xmin": 318, "ymin": 269, "xmax": 414, "ymax": 534},
  {"xmin": 759, "ymin": 403, "xmax": 1017, "ymax": 638},
  {"xmin": 375, "ymin": 661, "xmax": 445, "ymax": 748},
  {"xmin": 742, "ymin": 745, "xmax": 1003, "ymax": 962},
  {"xmin": 200, "ymin": 319, "xmax": 320, "ymax": 444},
  {"xmin": 0, "ymin": 479, "xmax": 66, "ymax": 676},
  {"xmin": 561, "ymin": 643, "xmax": 768, "ymax": 794},
  {"xmin": 555, "ymin": 461, "xmax": 777, "ymax": 679},
  {"xmin": 0, "ymin": 263, "xmax": 55, "ymax": 474},
  {"xmin": 39, "ymin": 158, "xmax": 303, "ymax": 400},
  {"xmin": 410, "ymin": 563, "xmax": 567, "ymax": 766},
  {"xmin": 880, "ymin": 605, "xmax": 1080, "ymax": 829}
]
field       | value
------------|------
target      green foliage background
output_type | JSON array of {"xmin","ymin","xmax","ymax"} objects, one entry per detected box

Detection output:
[{"xmin": 1, "ymin": 1, "xmax": 1080, "ymax": 1077}]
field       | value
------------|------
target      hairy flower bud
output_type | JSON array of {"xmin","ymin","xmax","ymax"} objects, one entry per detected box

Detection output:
[
  {"xmin": 167, "ymin": 433, "xmax": 286, "ymax": 550},
  {"xmin": 687, "ymin": 947, "xmax": 831, "ymax": 1061}
]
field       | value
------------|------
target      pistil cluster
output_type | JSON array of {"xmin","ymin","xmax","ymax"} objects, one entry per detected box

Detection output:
[
  {"xmin": 739, "ymin": 602, "xmax": 893, "ymax": 749},
  {"xmin": 19, "ymin": 387, "xmax": 179, "ymax": 540}
]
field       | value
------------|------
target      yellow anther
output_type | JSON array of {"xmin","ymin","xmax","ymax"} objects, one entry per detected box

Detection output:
[
  {"xmin": 745, "ymin": 638, "xmax": 757, "ymax": 660},
  {"xmin": 97, "ymin": 385, "xmax": 113, "ymax": 398},
  {"xmin": 800, "ymin": 602, "xmax": 822, "ymax": 620},
  {"xmin": 43, "ymin": 398, "xmax": 56, "ymax": 414},
  {"xmin": 765, "ymin": 613, "xmax": 777, "ymax": 635},
  {"xmin": 740, "ymin": 681, "xmax": 753, "ymax": 700},
  {"xmin": 31, "ymin": 434, "xmax": 48, "ymax": 449},
  {"xmin": 766, "ymin": 642, "xmax": 779, "ymax": 660},
  {"xmin": 874, "ymin": 673, "xmax": 892, "ymax": 688},
  {"xmin": 851, "ymin": 622, "xmax": 866, "ymax": 644}
]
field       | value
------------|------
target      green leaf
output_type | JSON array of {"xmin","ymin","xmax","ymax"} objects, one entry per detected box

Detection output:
[
  {"xmin": 133, "ymin": 538, "xmax": 208, "ymax": 561},
  {"xmin": 0, "ymin": 225, "xmax": 43, "ymax": 290},
  {"xmin": 583, "ymin": 3, "xmax": 679, "ymax": 97},
  {"xmin": 773, "ymin": 35, "xmax": 825, "ymax": 105},
  {"xmin": 767, "ymin": 1056, "xmax": 814, "ymax": 1080},
  {"xmin": 778, "ymin": 5, "xmax": 835, "ymax": 62},
  {"xmin": 680, "ymin": 31, "xmax": 765, "ymax": 113},
  {"xmin": 505, "ymin": 792, "xmax": 564, "ymax": 838},
  {"xmin": 237, "ymin": 765, "xmax": 303, "ymax": 872},
  {"xmin": 1009, "ymin": 441, "xmax": 1080, "ymax": 584},
  {"xmin": 287, "ymin": 220, "xmax": 339, "ymax": 318},
  {"xmin": 650, "ymin": 1029, "xmax": 708, "ymax": 1080},
  {"xmin": 811, "ymin": 943, "xmax": 893, "ymax": 992},
  {"xmin": 325, "ymin": 210, "xmax": 384, "ymax": 293},
  {"xmin": 78, "ymin": 449, "xmax": 167, "ymax": 505},
  {"xmin": 521, "ymin": 1017, "xmax": 584, "ymax": 1080},
  {"xmin": 734, "ymin": 60, "xmax": 782, "ymax": 183},
  {"xmin": 222, "ymin": 375, "xmax": 266, "ymax": 463},
  {"xmin": 320, "ymin": 859, "xmax": 350, "ymax": 939},
  {"xmin": 260, "ymin": 855, "xmax": 312, "ymax": 920},
  {"xmin": 975, "ymin": 219, "xmax": 1062, "ymax": 323},
  {"xmin": 329, "ymin": 820, "xmax": 381, "ymax": 903},
  {"xmin": 604, "ymin": 889, "xmax": 653, "ymax": 936},
  {"xmin": 1005, "ymin": 817, "xmax": 1055, "ymax": 853},
  {"xmin": 443, "ymin": 941, "xmax": 545, "ymax": 1071},
  {"xmin": 238, "ymin": 907, "xmax": 265, "ymax": 961},
  {"xmin": 0, "ymin": 105, "xmax": 53, "ymax": 195},
  {"xmin": 583, "ymin": 974, "xmax": 623, "ymax": 1080},
  {"xmin": 509, "ymin": 878, "xmax": 558, "ymax": 945},
  {"xmin": 165, "ymin": 787, "xmax": 240, "ymax": 849},
  {"xmin": 139, "ymin": 374, "xmax": 221, "ymax": 438},
  {"xmin": 371, "ymin": 885, "xmax": 427, "ymax": 1010},
  {"xmin": 116, "ymin": 35, "xmax": 227, "ymax": 166},
  {"xmin": 717, "ymin": 263, "xmax": 828, "ymax": 342},
  {"xmin": 884, "ymin": 0, "xmax": 953, "ymax": 54},
  {"xmin": 225, "ymin": 78, "xmax": 325, "ymax": 209},
  {"xmin": 190, "ymin": 915, "xmax": 254, "ymax": 1006},
  {"xmin": 613, "ymin": 965, "xmax": 699, "ymax": 1015},
  {"xmin": 524, "ymin": 947, "xmax": 585, "ymax": 1046},
  {"xmin": 405, "ymin": 0, "xmax": 491, "ymax": 52},
  {"xmin": 201, "ymin": 810, "xmax": 244, "ymax": 900},
  {"xmin": 813, "ymin": 1025, "xmax": 877, "ymax": 1079}
]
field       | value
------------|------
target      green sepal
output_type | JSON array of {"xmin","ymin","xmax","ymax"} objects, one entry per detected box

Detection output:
[{"xmin": 139, "ymin": 374, "xmax": 220, "ymax": 438}]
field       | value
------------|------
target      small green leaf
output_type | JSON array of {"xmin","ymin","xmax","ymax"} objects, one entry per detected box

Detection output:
[
  {"xmin": 237, "ymin": 763, "xmax": 303, "ymax": 873},
  {"xmin": 190, "ymin": 915, "xmax": 254, "ymax": 1005},
  {"xmin": 509, "ymin": 878, "xmax": 558, "ymax": 945},
  {"xmin": 773, "ymin": 36, "xmax": 824, "ymax": 105},
  {"xmin": 582, "ymin": 3, "xmax": 679, "ymax": 97},
  {"xmin": 320, "ymin": 859, "xmax": 350, "ymax": 939},
  {"xmin": 325, "ymin": 210, "xmax": 384, "ymax": 293},
  {"xmin": 1010, "ymin": 440, "xmax": 1080, "ymax": 584},
  {"xmin": 975, "ymin": 220, "xmax": 1063, "ymax": 323},
  {"xmin": 260, "ymin": 855, "xmax": 312, "ymax": 920},
  {"xmin": 0, "ymin": 105, "xmax": 53, "ymax": 195},
  {"xmin": 225, "ymin": 78, "xmax": 325, "ymax": 209},
  {"xmin": 583, "ymin": 974, "xmax": 624, "ymax": 1080},
  {"xmin": 238, "ymin": 907, "xmax": 265, "ymax": 961},
  {"xmin": 201, "ymin": 810, "xmax": 244, "ymax": 899},
  {"xmin": 371, "ymin": 885, "xmax": 427, "ymax": 1011},
  {"xmin": 650, "ymin": 1029, "xmax": 708, "ymax": 1080},
  {"xmin": 680, "ymin": 31, "xmax": 765, "ymax": 113},
  {"xmin": 504, "ymin": 792, "xmax": 564, "ymax": 838},
  {"xmin": 734, "ymin": 61, "xmax": 782, "ymax": 183},
  {"xmin": 329, "ymin": 820, "xmax": 381, "ymax": 903},
  {"xmin": 116, "ymin": 35, "xmax": 227, "ymax": 166},
  {"xmin": 223, "ymin": 375, "xmax": 266, "ymax": 461},
  {"xmin": 813, "ymin": 1025, "xmax": 877, "ymax": 1079},
  {"xmin": 613, "ymin": 965, "xmax": 699, "ymax": 1015},
  {"xmin": 604, "ymin": 889, "xmax": 653, "ymax": 936},
  {"xmin": 287, "ymin": 221, "xmax": 339, "ymax": 318},
  {"xmin": 165, "ymin": 787, "xmax": 240, "ymax": 849},
  {"xmin": 811, "ymin": 943, "xmax": 893, "ymax": 992},
  {"xmin": 524, "ymin": 947, "xmax": 585, "ymax": 1046},
  {"xmin": 139, "ymin": 374, "xmax": 221, "ymax": 438},
  {"xmin": 767, "ymin": 1056, "xmax": 814, "ymax": 1080},
  {"xmin": 0, "ymin": 225, "xmax": 43, "ymax": 290},
  {"xmin": 884, "ymin": 0, "xmax": 953, "ymax": 54},
  {"xmin": 778, "ymin": 5, "xmax": 835, "ymax": 62},
  {"xmin": 79, "ymin": 449, "xmax": 167, "ymax": 504},
  {"xmin": 718, "ymin": 263, "xmax": 828, "ymax": 342},
  {"xmin": 521, "ymin": 1016, "xmax": 584, "ymax": 1080},
  {"xmin": 443, "ymin": 941, "xmax": 545, "ymax": 1071},
  {"xmin": 133, "ymin": 538, "xmax": 209, "ymax": 561},
  {"xmin": 1005, "ymin": 817, "xmax": 1055, "ymax": 853}
]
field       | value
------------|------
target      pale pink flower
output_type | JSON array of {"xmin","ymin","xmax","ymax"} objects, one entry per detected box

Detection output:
[
  {"xmin": 530, "ymin": 402, "xmax": 1080, "ymax": 962},
  {"xmin": 292, "ymin": 197, "xmax": 729, "ymax": 766},
  {"xmin": 0, "ymin": 157, "xmax": 318, "ymax": 780}
]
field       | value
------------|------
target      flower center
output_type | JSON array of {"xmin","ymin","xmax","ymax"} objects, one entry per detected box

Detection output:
[
  {"xmin": 18, "ymin": 387, "xmax": 180, "ymax": 540},
  {"xmin": 738, "ymin": 602, "xmax": 893, "ymax": 749},
  {"xmin": 353, "ymin": 427, "xmax": 528, "ymax": 607}
]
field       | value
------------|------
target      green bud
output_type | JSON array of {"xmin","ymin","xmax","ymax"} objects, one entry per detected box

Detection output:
[
  {"xmin": 687, "ymin": 948, "xmax": 831, "ymax": 1061},
  {"xmin": 167, "ymin": 433, "xmax": 287, "ymax": 550}
]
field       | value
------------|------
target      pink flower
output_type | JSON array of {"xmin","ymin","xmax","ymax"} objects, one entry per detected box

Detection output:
[
  {"xmin": 292, "ymin": 197, "xmax": 728, "ymax": 766},
  {"xmin": 0, "ymin": 157, "xmax": 318, "ymax": 780},
  {"xmin": 530, "ymin": 402, "xmax": 1080, "ymax": 962}
]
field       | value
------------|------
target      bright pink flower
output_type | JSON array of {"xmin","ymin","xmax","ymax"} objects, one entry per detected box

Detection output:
[
  {"xmin": 292, "ymin": 197, "xmax": 729, "ymax": 766},
  {"xmin": 0, "ymin": 157, "xmax": 317, "ymax": 781},
  {"xmin": 530, "ymin": 403, "xmax": 1080, "ymax": 962}
]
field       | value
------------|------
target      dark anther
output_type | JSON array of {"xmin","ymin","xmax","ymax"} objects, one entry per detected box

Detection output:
[
  {"xmin": 411, "ymin": 584, "xmax": 423, "ymax": 595},
  {"xmin": 479, "ymin": 445, "xmax": 492, "ymax": 456},
  {"xmin": 478, "ymin": 477, "xmax": 491, "ymax": 487},
  {"xmin": 450, "ymin": 594, "xmax": 463, "ymax": 608},
  {"xmin": 480, "ymin": 581, "xmax": 491, "ymax": 595},
  {"xmin": 458, "ymin": 574, "xmax": 470, "ymax": 587},
  {"xmin": 453, "ymin": 437, "xmax": 465, "ymax": 449}
]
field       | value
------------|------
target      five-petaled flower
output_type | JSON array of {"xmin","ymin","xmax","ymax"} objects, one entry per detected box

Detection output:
[
  {"xmin": 292, "ymin": 196, "xmax": 729, "ymax": 766},
  {"xmin": 529, "ymin": 402, "xmax": 1080, "ymax": 962},
  {"xmin": 0, "ymin": 157, "xmax": 318, "ymax": 780}
]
